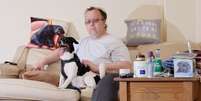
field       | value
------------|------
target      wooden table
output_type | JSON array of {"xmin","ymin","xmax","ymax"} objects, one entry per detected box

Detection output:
[{"xmin": 114, "ymin": 77, "xmax": 200, "ymax": 101}]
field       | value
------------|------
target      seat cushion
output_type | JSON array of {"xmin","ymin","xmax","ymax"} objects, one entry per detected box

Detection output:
[
  {"xmin": 0, "ymin": 79, "xmax": 80, "ymax": 101},
  {"xmin": 80, "ymin": 87, "xmax": 93, "ymax": 101},
  {"xmin": 22, "ymin": 70, "xmax": 59, "ymax": 86}
]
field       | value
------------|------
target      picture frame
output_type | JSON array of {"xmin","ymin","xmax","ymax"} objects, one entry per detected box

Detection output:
[{"xmin": 173, "ymin": 59, "xmax": 194, "ymax": 77}]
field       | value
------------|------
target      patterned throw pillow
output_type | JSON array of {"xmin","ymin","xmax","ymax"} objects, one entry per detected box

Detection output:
[
  {"xmin": 27, "ymin": 17, "xmax": 71, "ymax": 49},
  {"xmin": 125, "ymin": 19, "xmax": 161, "ymax": 46}
]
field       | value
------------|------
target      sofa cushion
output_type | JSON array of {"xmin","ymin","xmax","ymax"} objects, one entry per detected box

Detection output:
[
  {"xmin": 22, "ymin": 70, "xmax": 59, "ymax": 86},
  {"xmin": 0, "ymin": 64, "xmax": 19, "ymax": 78},
  {"xmin": 24, "ymin": 48, "xmax": 60, "ymax": 86},
  {"xmin": 28, "ymin": 17, "xmax": 79, "ymax": 49},
  {"xmin": 26, "ymin": 48, "xmax": 60, "ymax": 72},
  {"xmin": 80, "ymin": 87, "xmax": 93, "ymax": 101},
  {"xmin": 0, "ymin": 79, "xmax": 80, "ymax": 101}
]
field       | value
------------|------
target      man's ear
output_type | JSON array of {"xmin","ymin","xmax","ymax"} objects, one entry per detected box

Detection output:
[{"xmin": 104, "ymin": 24, "xmax": 107, "ymax": 29}]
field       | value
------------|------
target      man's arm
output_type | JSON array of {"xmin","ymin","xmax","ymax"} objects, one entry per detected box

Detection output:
[
  {"xmin": 82, "ymin": 60, "xmax": 132, "ymax": 73},
  {"xmin": 105, "ymin": 61, "xmax": 132, "ymax": 73},
  {"xmin": 34, "ymin": 48, "xmax": 64, "ymax": 70}
]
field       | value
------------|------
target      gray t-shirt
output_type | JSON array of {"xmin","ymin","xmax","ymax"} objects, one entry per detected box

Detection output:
[{"xmin": 75, "ymin": 34, "xmax": 131, "ymax": 65}]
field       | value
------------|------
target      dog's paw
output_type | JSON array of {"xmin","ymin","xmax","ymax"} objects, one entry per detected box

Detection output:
[
  {"xmin": 58, "ymin": 86, "xmax": 63, "ymax": 89},
  {"xmin": 72, "ymin": 76, "xmax": 86, "ymax": 89},
  {"xmin": 58, "ymin": 85, "xmax": 66, "ymax": 89}
]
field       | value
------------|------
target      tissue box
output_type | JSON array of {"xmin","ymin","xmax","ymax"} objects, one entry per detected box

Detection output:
[{"xmin": 173, "ymin": 59, "xmax": 194, "ymax": 77}]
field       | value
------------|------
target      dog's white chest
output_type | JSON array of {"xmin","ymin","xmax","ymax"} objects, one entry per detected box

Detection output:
[
  {"xmin": 62, "ymin": 62, "xmax": 78, "ymax": 77},
  {"xmin": 59, "ymin": 51, "xmax": 78, "ymax": 89}
]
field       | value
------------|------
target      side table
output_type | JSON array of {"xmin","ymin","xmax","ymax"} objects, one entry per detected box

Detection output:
[{"xmin": 114, "ymin": 77, "xmax": 200, "ymax": 101}]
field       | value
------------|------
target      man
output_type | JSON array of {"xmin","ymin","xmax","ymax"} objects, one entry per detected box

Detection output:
[{"xmin": 35, "ymin": 6, "xmax": 132, "ymax": 101}]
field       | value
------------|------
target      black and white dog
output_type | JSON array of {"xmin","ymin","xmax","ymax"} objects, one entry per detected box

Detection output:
[{"xmin": 58, "ymin": 37, "xmax": 102, "ymax": 90}]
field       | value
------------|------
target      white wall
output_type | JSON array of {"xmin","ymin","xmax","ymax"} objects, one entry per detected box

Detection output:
[
  {"xmin": 196, "ymin": 0, "xmax": 201, "ymax": 43},
  {"xmin": 0, "ymin": 0, "xmax": 162, "ymax": 62},
  {"xmin": 164, "ymin": 0, "xmax": 197, "ymax": 42}
]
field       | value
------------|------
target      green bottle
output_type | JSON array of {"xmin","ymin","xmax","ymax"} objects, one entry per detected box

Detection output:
[{"xmin": 153, "ymin": 49, "xmax": 163, "ymax": 76}]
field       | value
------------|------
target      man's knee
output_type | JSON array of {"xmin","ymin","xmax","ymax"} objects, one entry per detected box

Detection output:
[{"xmin": 91, "ymin": 74, "xmax": 119, "ymax": 101}]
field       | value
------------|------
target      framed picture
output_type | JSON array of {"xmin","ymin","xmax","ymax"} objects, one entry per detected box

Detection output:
[{"xmin": 173, "ymin": 59, "xmax": 194, "ymax": 77}]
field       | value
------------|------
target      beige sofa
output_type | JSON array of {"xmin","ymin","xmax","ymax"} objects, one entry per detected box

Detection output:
[{"xmin": 0, "ymin": 41, "xmax": 201, "ymax": 101}]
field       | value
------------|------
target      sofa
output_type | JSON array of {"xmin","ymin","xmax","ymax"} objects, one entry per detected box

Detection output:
[{"xmin": 0, "ymin": 41, "xmax": 201, "ymax": 101}]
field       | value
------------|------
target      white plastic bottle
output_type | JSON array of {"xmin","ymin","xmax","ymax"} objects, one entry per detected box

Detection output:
[{"xmin": 133, "ymin": 54, "xmax": 147, "ymax": 77}]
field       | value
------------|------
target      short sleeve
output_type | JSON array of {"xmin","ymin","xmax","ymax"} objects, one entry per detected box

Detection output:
[{"xmin": 110, "ymin": 41, "xmax": 131, "ymax": 62}]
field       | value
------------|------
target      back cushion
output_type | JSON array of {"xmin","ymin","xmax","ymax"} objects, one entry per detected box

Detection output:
[
  {"xmin": 26, "ymin": 48, "xmax": 60, "ymax": 72},
  {"xmin": 27, "ymin": 17, "xmax": 79, "ymax": 50},
  {"xmin": 0, "ymin": 79, "xmax": 80, "ymax": 101},
  {"xmin": 25, "ymin": 48, "xmax": 60, "ymax": 85}
]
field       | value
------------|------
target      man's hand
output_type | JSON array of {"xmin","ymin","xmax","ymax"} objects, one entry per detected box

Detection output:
[
  {"xmin": 33, "ymin": 61, "xmax": 45, "ymax": 71},
  {"xmin": 82, "ymin": 60, "xmax": 98, "ymax": 73},
  {"xmin": 32, "ymin": 48, "xmax": 64, "ymax": 71}
]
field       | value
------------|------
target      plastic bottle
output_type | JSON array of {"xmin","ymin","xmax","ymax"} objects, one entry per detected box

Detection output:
[
  {"xmin": 153, "ymin": 49, "xmax": 163, "ymax": 76},
  {"xmin": 146, "ymin": 51, "xmax": 154, "ymax": 78},
  {"xmin": 133, "ymin": 53, "xmax": 147, "ymax": 77}
]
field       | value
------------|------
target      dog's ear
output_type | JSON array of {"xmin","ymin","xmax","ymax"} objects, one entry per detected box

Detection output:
[{"xmin": 69, "ymin": 37, "xmax": 79, "ymax": 44}]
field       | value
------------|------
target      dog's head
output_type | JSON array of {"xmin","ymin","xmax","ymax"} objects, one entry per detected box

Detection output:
[
  {"xmin": 52, "ymin": 25, "xmax": 65, "ymax": 35},
  {"xmin": 59, "ymin": 37, "xmax": 78, "ymax": 53}
]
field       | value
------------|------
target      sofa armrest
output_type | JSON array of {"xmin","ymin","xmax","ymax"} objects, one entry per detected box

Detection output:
[
  {"xmin": 0, "ymin": 63, "xmax": 20, "ymax": 78},
  {"xmin": 11, "ymin": 45, "xmax": 27, "ymax": 63},
  {"xmin": 81, "ymin": 87, "xmax": 93, "ymax": 101}
]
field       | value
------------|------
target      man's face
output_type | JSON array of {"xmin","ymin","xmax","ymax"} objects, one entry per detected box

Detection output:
[{"xmin": 85, "ymin": 9, "xmax": 106, "ymax": 38}]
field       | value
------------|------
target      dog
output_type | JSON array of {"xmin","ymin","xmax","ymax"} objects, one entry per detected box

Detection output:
[
  {"xmin": 58, "ymin": 37, "xmax": 101, "ymax": 91},
  {"xmin": 30, "ymin": 24, "xmax": 65, "ymax": 48}
]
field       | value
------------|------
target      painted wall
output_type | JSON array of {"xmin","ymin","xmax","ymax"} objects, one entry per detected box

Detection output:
[
  {"xmin": 164, "ymin": 0, "xmax": 200, "ymax": 43},
  {"xmin": 196, "ymin": 0, "xmax": 201, "ymax": 43},
  {"xmin": 0, "ymin": 0, "xmax": 162, "ymax": 62}
]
